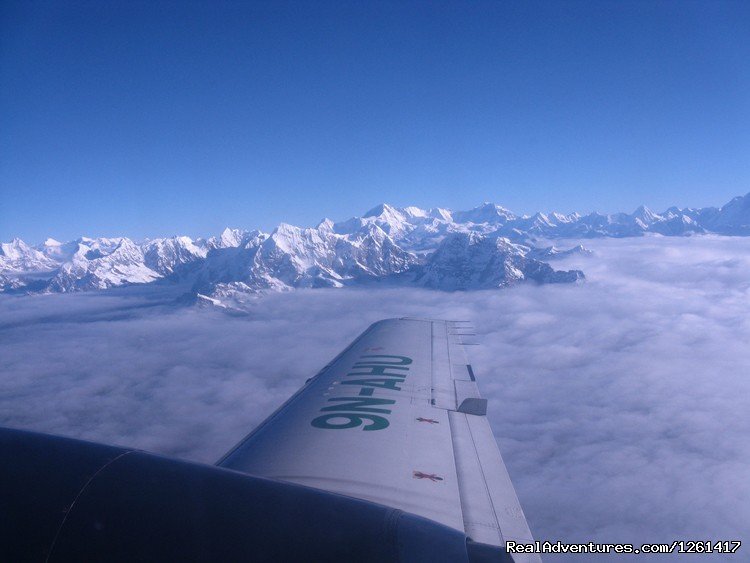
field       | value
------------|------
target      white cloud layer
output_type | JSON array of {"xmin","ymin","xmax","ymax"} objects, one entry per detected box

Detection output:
[{"xmin": 2, "ymin": 235, "xmax": 749, "ymax": 560}]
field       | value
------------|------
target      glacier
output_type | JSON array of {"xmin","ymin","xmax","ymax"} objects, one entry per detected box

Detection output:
[{"xmin": 2, "ymin": 192, "xmax": 749, "ymax": 303}]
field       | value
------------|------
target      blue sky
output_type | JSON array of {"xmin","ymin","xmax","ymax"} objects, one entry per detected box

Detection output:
[{"xmin": 2, "ymin": 0, "xmax": 749, "ymax": 243}]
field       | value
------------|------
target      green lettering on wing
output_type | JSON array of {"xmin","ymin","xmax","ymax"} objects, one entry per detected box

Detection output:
[
  {"xmin": 310, "ymin": 354, "xmax": 413, "ymax": 431},
  {"xmin": 347, "ymin": 365, "xmax": 408, "ymax": 377},
  {"xmin": 341, "ymin": 378, "xmax": 404, "ymax": 391},
  {"xmin": 357, "ymin": 355, "xmax": 413, "ymax": 365},
  {"xmin": 321, "ymin": 397, "xmax": 395, "ymax": 413},
  {"xmin": 311, "ymin": 413, "xmax": 389, "ymax": 431}
]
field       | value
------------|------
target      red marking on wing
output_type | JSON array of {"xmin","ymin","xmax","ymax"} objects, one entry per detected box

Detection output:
[
  {"xmin": 416, "ymin": 417, "xmax": 439, "ymax": 424},
  {"xmin": 413, "ymin": 471, "xmax": 444, "ymax": 482}
]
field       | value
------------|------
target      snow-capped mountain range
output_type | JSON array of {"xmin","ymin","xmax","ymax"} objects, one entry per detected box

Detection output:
[{"xmin": 2, "ymin": 192, "xmax": 749, "ymax": 303}]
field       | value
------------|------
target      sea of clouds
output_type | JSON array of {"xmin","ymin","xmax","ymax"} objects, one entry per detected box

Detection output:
[{"xmin": 2, "ymin": 235, "xmax": 748, "ymax": 560}]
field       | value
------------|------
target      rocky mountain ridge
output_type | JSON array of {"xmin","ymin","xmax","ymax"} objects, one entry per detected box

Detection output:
[{"xmin": 2, "ymin": 192, "xmax": 748, "ymax": 303}]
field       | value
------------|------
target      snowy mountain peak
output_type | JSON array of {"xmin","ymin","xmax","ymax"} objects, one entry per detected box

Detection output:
[
  {"xmin": 723, "ymin": 192, "xmax": 750, "ymax": 208},
  {"xmin": 0, "ymin": 238, "xmax": 58, "ymax": 272},
  {"xmin": 416, "ymin": 232, "xmax": 582, "ymax": 290},
  {"xmin": 401, "ymin": 206, "xmax": 428, "ymax": 218},
  {"xmin": 718, "ymin": 192, "xmax": 750, "ymax": 217},
  {"xmin": 705, "ymin": 193, "xmax": 750, "ymax": 234},
  {"xmin": 272, "ymin": 222, "xmax": 305, "ymax": 238},
  {"xmin": 632, "ymin": 205, "xmax": 660, "ymax": 222},
  {"xmin": 206, "ymin": 228, "xmax": 250, "ymax": 249},
  {"xmin": 221, "ymin": 228, "xmax": 245, "ymax": 247},
  {"xmin": 1, "ymin": 238, "xmax": 32, "ymax": 259},
  {"xmin": 428, "ymin": 207, "xmax": 453, "ymax": 221},
  {"xmin": 359, "ymin": 203, "xmax": 415, "ymax": 237},
  {"xmin": 363, "ymin": 203, "xmax": 401, "ymax": 219},
  {"xmin": 452, "ymin": 202, "xmax": 516, "ymax": 224},
  {"xmin": 143, "ymin": 236, "xmax": 207, "ymax": 275}
]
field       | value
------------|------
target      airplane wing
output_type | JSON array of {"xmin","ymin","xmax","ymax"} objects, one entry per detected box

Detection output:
[{"xmin": 219, "ymin": 318, "xmax": 540, "ymax": 562}]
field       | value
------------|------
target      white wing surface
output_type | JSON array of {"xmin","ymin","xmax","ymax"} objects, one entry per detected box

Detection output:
[{"xmin": 218, "ymin": 318, "xmax": 540, "ymax": 562}]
